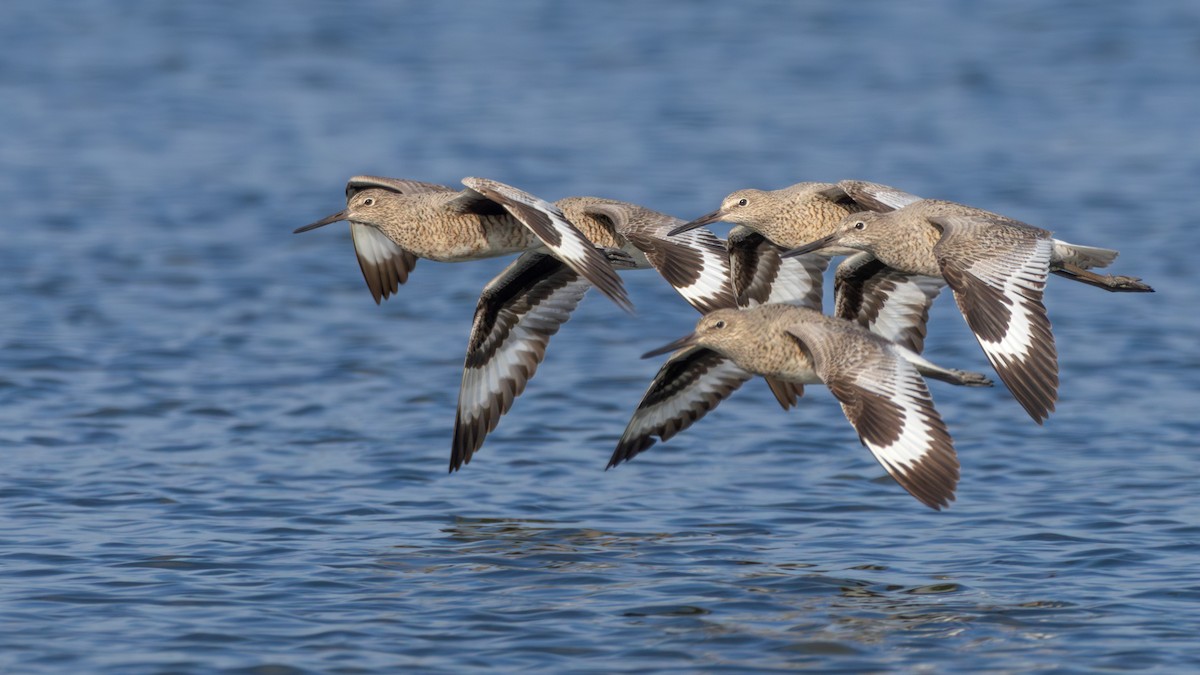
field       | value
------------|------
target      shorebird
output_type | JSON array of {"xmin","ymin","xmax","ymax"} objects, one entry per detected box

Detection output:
[
  {"xmin": 452, "ymin": 196, "xmax": 735, "ymax": 471},
  {"xmin": 608, "ymin": 304, "xmax": 993, "ymax": 510},
  {"xmin": 295, "ymin": 176, "xmax": 633, "ymax": 311},
  {"xmin": 672, "ymin": 183, "xmax": 857, "ymax": 312},
  {"xmin": 672, "ymin": 181, "xmax": 866, "ymax": 257},
  {"xmin": 673, "ymin": 181, "xmax": 947, "ymax": 363},
  {"xmin": 295, "ymin": 175, "xmax": 736, "ymax": 471},
  {"xmin": 784, "ymin": 180, "xmax": 1154, "ymax": 424}
]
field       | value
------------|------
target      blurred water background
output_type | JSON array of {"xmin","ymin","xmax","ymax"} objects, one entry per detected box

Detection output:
[{"xmin": 2, "ymin": 1, "xmax": 1199, "ymax": 672}]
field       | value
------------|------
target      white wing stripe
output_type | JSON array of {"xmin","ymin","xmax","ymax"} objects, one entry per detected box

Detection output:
[
  {"xmin": 461, "ymin": 177, "xmax": 631, "ymax": 311},
  {"xmin": 670, "ymin": 243, "xmax": 733, "ymax": 308},
  {"xmin": 766, "ymin": 255, "xmax": 825, "ymax": 308},
  {"xmin": 624, "ymin": 360, "xmax": 748, "ymax": 442},
  {"xmin": 870, "ymin": 380, "xmax": 936, "ymax": 468},
  {"xmin": 865, "ymin": 275, "xmax": 944, "ymax": 346},
  {"xmin": 971, "ymin": 238, "xmax": 1052, "ymax": 362}
]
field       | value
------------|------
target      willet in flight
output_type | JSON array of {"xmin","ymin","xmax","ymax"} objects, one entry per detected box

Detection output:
[
  {"xmin": 673, "ymin": 181, "xmax": 949, "ymax": 409},
  {"xmin": 295, "ymin": 175, "xmax": 633, "ymax": 310},
  {"xmin": 297, "ymin": 176, "xmax": 739, "ymax": 470},
  {"xmin": 785, "ymin": 180, "xmax": 1154, "ymax": 424},
  {"xmin": 452, "ymin": 196, "xmax": 737, "ymax": 471},
  {"xmin": 673, "ymin": 181, "xmax": 948, "ymax": 354},
  {"xmin": 609, "ymin": 304, "xmax": 993, "ymax": 510}
]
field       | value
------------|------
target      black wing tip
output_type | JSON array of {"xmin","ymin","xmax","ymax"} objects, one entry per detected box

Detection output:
[
  {"xmin": 607, "ymin": 437, "xmax": 654, "ymax": 469},
  {"xmin": 919, "ymin": 492, "xmax": 955, "ymax": 511},
  {"xmin": 997, "ymin": 364, "xmax": 1057, "ymax": 424},
  {"xmin": 764, "ymin": 378, "xmax": 803, "ymax": 410},
  {"xmin": 985, "ymin": 346, "xmax": 1057, "ymax": 424},
  {"xmin": 357, "ymin": 255, "xmax": 412, "ymax": 305},
  {"xmin": 606, "ymin": 447, "xmax": 631, "ymax": 470},
  {"xmin": 1025, "ymin": 407, "xmax": 1051, "ymax": 425},
  {"xmin": 997, "ymin": 365, "xmax": 1057, "ymax": 424},
  {"xmin": 901, "ymin": 468, "xmax": 958, "ymax": 511},
  {"xmin": 450, "ymin": 418, "xmax": 483, "ymax": 473},
  {"xmin": 1023, "ymin": 395, "xmax": 1054, "ymax": 424},
  {"xmin": 448, "ymin": 443, "xmax": 472, "ymax": 472},
  {"xmin": 584, "ymin": 261, "xmax": 636, "ymax": 314},
  {"xmin": 449, "ymin": 445, "xmax": 478, "ymax": 472},
  {"xmin": 606, "ymin": 289, "xmax": 637, "ymax": 315},
  {"xmin": 859, "ymin": 449, "xmax": 958, "ymax": 510}
]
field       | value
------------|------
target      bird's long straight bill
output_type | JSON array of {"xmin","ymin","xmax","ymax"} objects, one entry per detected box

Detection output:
[
  {"xmin": 667, "ymin": 210, "xmax": 722, "ymax": 237},
  {"xmin": 641, "ymin": 332, "xmax": 697, "ymax": 359},
  {"xmin": 294, "ymin": 210, "xmax": 349, "ymax": 233},
  {"xmin": 782, "ymin": 234, "xmax": 839, "ymax": 258}
]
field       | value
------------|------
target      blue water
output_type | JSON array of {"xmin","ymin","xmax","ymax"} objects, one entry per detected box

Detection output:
[{"xmin": 2, "ymin": 1, "xmax": 1198, "ymax": 672}]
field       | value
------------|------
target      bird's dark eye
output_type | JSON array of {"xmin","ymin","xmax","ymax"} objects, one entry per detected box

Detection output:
[
  {"xmin": 854, "ymin": 221, "xmax": 865, "ymax": 230},
  {"xmin": 363, "ymin": 198, "xmax": 375, "ymax": 206},
  {"xmin": 737, "ymin": 198, "xmax": 748, "ymax": 207},
  {"xmin": 713, "ymin": 320, "xmax": 726, "ymax": 329}
]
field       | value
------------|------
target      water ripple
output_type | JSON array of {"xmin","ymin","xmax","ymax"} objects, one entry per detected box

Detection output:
[{"xmin": 1, "ymin": 0, "xmax": 1199, "ymax": 672}]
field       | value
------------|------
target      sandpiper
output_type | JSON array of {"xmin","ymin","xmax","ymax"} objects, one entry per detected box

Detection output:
[
  {"xmin": 716, "ymin": 226, "xmax": 935, "ymax": 411},
  {"xmin": 676, "ymin": 181, "xmax": 946, "ymax": 357},
  {"xmin": 672, "ymin": 183, "xmax": 858, "ymax": 312},
  {"xmin": 452, "ymin": 197, "xmax": 736, "ymax": 471},
  {"xmin": 672, "ymin": 182, "xmax": 864, "ymax": 254},
  {"xmin": 609, "ymin": 304, "xmax": 993, "ymax": 510},
  {"xmin": 785, "ymin": 181, "xmax": 1154, "ymax": 424},
  {"xmin": 295, "ymin": 176, "xmax": 633, "ymax": 311}
]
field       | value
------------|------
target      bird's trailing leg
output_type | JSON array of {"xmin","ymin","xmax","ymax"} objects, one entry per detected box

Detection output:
[{"xmin": 1052, "ymin": 263, "xmax": 1154, "ymax": 293}]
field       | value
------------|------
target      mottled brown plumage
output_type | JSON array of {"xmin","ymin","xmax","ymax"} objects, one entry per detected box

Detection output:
[
  {"xmin": 676, "ymin": 181, "xmax": 946, "ymax": 358},
  {"xmin": 786, "ymin": 184, "xmax": 1154, "ymax": 423},
  {"xmin": 450, "ymin": 198, "xmax": 737, "ymax": 471},
  {"xmin": 675, "ymin": 182, "xmax": 861, "ymax": 251},
  {"xmin": 296, "ymin": 176, "xmax": 633, "ymax": 311},
  {"xmin": 556, "ymin": 197, "xmax": 735, "ymax": 314},
  {"xmin": 613, "ymin": 304, "xmax": 993, "ymax": 510}
]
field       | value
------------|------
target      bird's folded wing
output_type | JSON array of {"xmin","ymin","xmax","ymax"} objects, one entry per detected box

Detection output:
[
  {"xmin": 346, "ymin": 175, "xmax": 456, "ymax": 198},
  {"xmin": 586, "ymin": 203, "xmax": 736, "ymax": 314},
  {"xmin": 458, "ymin": 178, "xmax": 632, "ymax": 312},
  {"xmin": 828, "ymin": 180, "xmax": 923, "ymax": 212}
]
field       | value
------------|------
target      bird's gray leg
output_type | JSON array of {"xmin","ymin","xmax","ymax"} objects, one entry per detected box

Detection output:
[
  {"xmin": 896, "ymin": 347, "xmax": 994, "ymax": 387},
  {"xmin": 600, "ymin": 247, "xmax": 639, "ymax": 270},
  {"xmin": 1052, "ymin": 263, "xmax": 1155, "ymax": 292}
]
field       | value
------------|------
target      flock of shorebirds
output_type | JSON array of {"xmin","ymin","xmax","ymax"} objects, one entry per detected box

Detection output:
[{"xmin": 296, "ymin": 176, "xmax": 1153, "ymax": 510}]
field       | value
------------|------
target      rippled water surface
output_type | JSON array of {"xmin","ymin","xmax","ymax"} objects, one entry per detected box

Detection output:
[{"xmin": 3, "ymin": 1, "xmax": 1199, "ymax": 672}]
